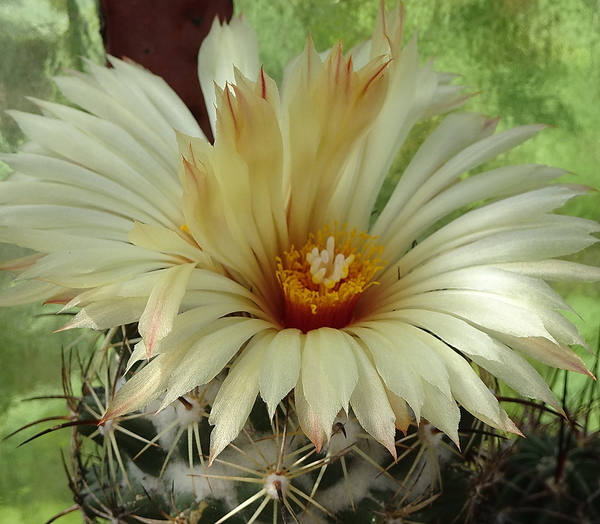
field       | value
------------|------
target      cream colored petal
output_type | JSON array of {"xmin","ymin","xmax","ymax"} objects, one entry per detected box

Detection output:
[
  {"xmin": 163, "ymin": 318, "xmax": 274, "ymax": 406},
  {"xmin": 127, "ymin": 340, "xmax": 148, "ymax": 372},
  {"xmin": 412, "ymin": 326, "xmax": 518, "ymax": 434},
  {"xmin": 1, "ymin": 154, "xmax": 175, "ymax": 228},
  {"xmin": 208, "ymin": 333, "xmax": 271, "ymax": 463},
  {"xmin": 471, "ymin": 348, "xmax": 562, "ymax": 413},
  {"xmin": 283, "ymin": 39, "xmax": 389, "ymax": 243},
  {"xmin": 138, "ymin": 263, "xmax": 196, "ymax": 358},
  {"xmin": 495, "ymin": 335, "xmax": 592, "ymax": 377},
  {"xmin": 406, "ymin": 123, "xmax": 547, "ymax": 213},
  {"xmin": 74, "ymin": 56, "xmax": 202, "ymax": 144},
  {"xmin": 259, "ymin": 328, "xmax": 302, "ymax": 418},
  {"xmin": 376, "ymin": 165, "xmax": 570, "ymax": 269},
  {"xmin": 376, "ymin": 266, "xmax": 572, "ymax": 315},
  {"xmin": 354, "ymin": 320, "xmax": 452, "ymax": 400},
  {"xmin": 27, "ymin": 98, "xmax": 181, "ymax": 200},
  {"xmin": 205, "ymin": 70, "xmax": 288, "ymax": 275},
  {"xmin": 386, "ymin": 389, "xmax": 411, "ymax": 433},
  {"xmin": 345, "ymin": 334, "xmax": 397, "ymax": 458},
  {"xmin": 128, "ymin": 222, "xmax": 213, "ymax": 268},
  {"xmin": 301, "ymin": 328, "xmax": 359, "ymax": 438},
  {"xmin": 125, "ymin": 299, "xmax": 267, "ymax": 372},
  {"xmin": 18, "ymin": 248, "xmax": 173, "ymax": 288},
  {"xmin": 378, "ymin": 310, "xmax": 561, "ymax": 411},
  {"xmin": 0, "ymin": 179, "xmax": 171, "ymax": 232},
  {"xmin": 7, "ymin": 110, "xmax": 182, "ymax": 225},
  {"xmin": 0, "ymin": 279, "xmax": 67, "ymax": 306},
  {"xmin": 368, "ymin": 309, "xmax": 503, "ymax": 362},
  {"xmin": 0, "ymin": 252, "xmax": 45, "ymax": 274},
  {"xmin": 103, "ymin": 346, "xmax": 188, "ymax": 420},
  {"xmin": 107, "ymin": 55, "xmax": 204, "ymax": 139},
  {"xmin": 334, "ymin": 1, "xmax": 467, "ymax": 228},
  {"xmin": 60, "ymin": 297, "xmax": 147, "ymax": 330},
  {"xmin": 388, "ymin": 185, "xmax": 594, "ymax": 278},
  {"xmin": 198, "ymin": 15, "xmax": 260, "ymax": 134},
  {"xmin": 337, "ymin": 38, "xmax": 438, "ymax": 229},
  {"xmin": 493, "ymin": 259, "xmax": 600, "ymax": 282},
  {"xmin": 0, "ymin": 227, "xmax": 125, "ymax": 254},
  {"xmin": 524, "ymin": 305, "xmax": 588, "ymax": 347},
  {"xmin": 347, "ymin": 325, "xmax": 424, "ymax": 420},
  {"xmin": 389, "ymin": 290, "xmax": 556, "ymax": 341},
  {"xmin": 382, "ymin": 226, "xmax": 599, "ymax": 296},
  {"xmin": 420, "ymin": 381, "xmax": 461, "ymax": 446},
  {"xmin": 0, "ymin": 202, "xmax": 134, "ymax": 241},
  {"xmin": 180, "ymin": 150, "xmax": 277, "ymax": 308},
  {"xmin": 295, "ymin": 376, "xmax": 327, "ymax": 452}
]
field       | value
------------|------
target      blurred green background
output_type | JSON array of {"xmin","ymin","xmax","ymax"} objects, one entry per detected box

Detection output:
[{"xmin": 0, "ymin": 0, "xmax": 598, "ymax": 522}]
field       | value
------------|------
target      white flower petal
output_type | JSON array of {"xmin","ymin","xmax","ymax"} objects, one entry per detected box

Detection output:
[
  {"xmin": 372, "ymin": 112, "xmax": 498, "ymax": 238},
  {"xmin": 29, "ymin": 97, "xmax": 181, "ymax": 198},
  {"xmin": 348, "ymin": 325, "xmax": 424, "ymax": 420},
  {"xmin": 138, "ymin": 263, "xmax": 196, "ymax": 358},
  {"xmin": 385, "ymin": 389, "xmax": 411, "ymax": 433},
  {"xmin": 19, "ymin": 249, "xmax": 173, "ymax": 288},
  {"xmin": 301, "ymin": 328, "xmax": 359, "ymax": 436},
  {"xmin": 494, "ymin": 259, "xmax": 600, "ymax": 282},
  {"xmin": 392, "ymin": 290, "xmax": 555, "ymax": 340},
  {"xmin": 345, "ymin": 334, "xmax": 397, "ymax": 457},
  {"xmin": 353, "ymin": 320, "xmax": 452, "ymax": 399},
  {"xmin": 412, "ymin": 328, "xmax": 517, "ymax": 433},
  {"xmin": 208, "ymin": 333, "xmax": 271, "ymax": 462},
  {"xmin": 295, "ymin": 376, "xmax": 327, "ymax": 452},
  {"xmin": 0, "ymin": 279, "xmax": 67, "ymax": 306},
  {"xmin": 370, "ymin": 309, "xmax": 505, "ymax": 363},
  {"xmin": 1, "ymin": 153, "xmax": 175, "ymax": 227},
  {"xmin": 7, "ymin": 110, "xmax": 182, "ymax": 224},
  {"xmin": 104, "ymin": 347, "xmax": 188, "ymax": 420},
  {"xmin": 259, "ymin": 328, "xmax": 302, "ymax": 418},
  {"xmin": 377, "ymin": 165, "xmax": 570, "ymax": 263},
  {"xmin": 420, "ymin": 382, "xmax": 461, "ymax": 446},
  {"xmin": 392, "ymin": 185, "xmax": 595, "ymax": 275},
  {"xmin": 60, "ymin": 297, "xmax": 147, "ymax": 330},
  {"xmin": 164, "ymin": 318, "xmax": 274, "ymax": 405},
  {"xmin": 393, "ymin": 226, "xmax": 598, "ymax": 290},
  {"xmin": 494, "ymin": 335, "xmax": 592, "ymax": 377},
  {"xmin": 107, "ymin": 55, "xmax": 205, "ymax": 139},
  {"xmin": 340, "ymin": 36, "xmax": 438, "ymax": 228},
  {"xmin": 376, "ymin": 266, "xmax": 572, "ymax": 315},
  {"xmin": 469, "ymin": 348, "xmax": 562, "ymax": 413},
  {"xmin": 198, "ymin": 15, "xmax": 260, "ymax": 134},
  {"xmin": 128, "ymin": 222, "xmax": 212, "ymax": 267}
]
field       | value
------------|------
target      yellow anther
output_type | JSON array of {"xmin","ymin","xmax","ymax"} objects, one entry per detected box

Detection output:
[{"xmin": 276, "ymin": 224, "xmax": 384, "ymax": 332}]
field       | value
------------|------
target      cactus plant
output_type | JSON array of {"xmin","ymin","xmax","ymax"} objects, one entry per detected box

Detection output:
[{"xmin": 46, "ymin": 326, "xmax": 492, "ymax": 524}]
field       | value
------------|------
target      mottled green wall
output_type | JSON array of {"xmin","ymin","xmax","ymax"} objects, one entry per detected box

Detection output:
[{"xmin": 0, "ymin": 0, "xmax": 598, "ymax": 522}]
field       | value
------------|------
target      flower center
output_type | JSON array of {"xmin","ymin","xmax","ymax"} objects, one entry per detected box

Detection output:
[{"xmin": 276, "ymin": 225, "xmax": 384, "ymax": 333}]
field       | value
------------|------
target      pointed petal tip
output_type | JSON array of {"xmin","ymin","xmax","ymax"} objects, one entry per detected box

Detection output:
[
  {"xmin": 308, "ymin": 428, "xmax": 326, "ymax": 453},
  {"xmin": 52, "ymin": 322, "xmax": 72, "ymax": 334},
  {"xmin": 385, "ymin": 439, "xmax": 398, "ymax": 461},
  {"xmin": 504, "ymin": 417, "xmax": 525, "ymax": 437},
  {"xmin": 207, "ymin": 452, "xmax": 216, "ymax": 468},
  {"xmin": 98, "ymin": 411, "xmax": 111, "ymax": 426},
  {"xmin": 451, "ymin": 437, "xmax": 461, "ymax": 453}
]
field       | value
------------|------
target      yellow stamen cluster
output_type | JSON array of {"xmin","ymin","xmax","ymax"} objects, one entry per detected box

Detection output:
[{"xmin": 276, "ymin": 225, "xmax": 384, "ymax": 332}]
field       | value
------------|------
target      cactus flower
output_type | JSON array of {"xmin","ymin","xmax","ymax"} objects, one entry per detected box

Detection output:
[{"xmin": 1, "ymin": 4, "xmax": 598, "ymax": 464}]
